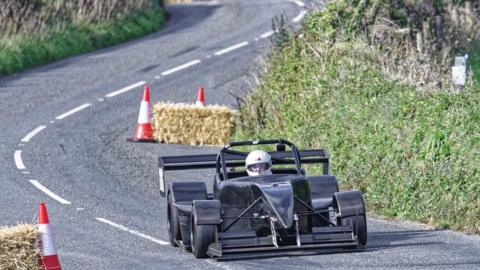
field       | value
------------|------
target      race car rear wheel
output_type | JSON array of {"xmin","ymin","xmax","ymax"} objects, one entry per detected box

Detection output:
[
  {"xmin": 340, "ymin": 214, "xmax": 367, "ymax": 248},
  {"xmin": 167, "ymin": 192, "xmax": 181, "ymax": 247},
  {"xmin": 190, "ymin": 210, "xmax": 215, "ymax": 258}
]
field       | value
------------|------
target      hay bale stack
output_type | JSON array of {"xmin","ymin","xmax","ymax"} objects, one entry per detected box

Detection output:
[
  {"xmin": 0, "ymin": 224, "xmax": 39, "ymax": 270},
  {"xmin": 153, "ymin": 103, "xmax": 236, "ymax": 146}
]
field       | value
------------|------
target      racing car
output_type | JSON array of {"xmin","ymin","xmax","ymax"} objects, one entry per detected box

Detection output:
[{"xmin": 158, "ymin": 139, "xmax": 367, "ymax": 258}]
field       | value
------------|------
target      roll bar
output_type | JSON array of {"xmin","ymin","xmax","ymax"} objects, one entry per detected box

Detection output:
[{"xmin": 158, "ymin": 139, "xmax": 329, "ymax": 197}]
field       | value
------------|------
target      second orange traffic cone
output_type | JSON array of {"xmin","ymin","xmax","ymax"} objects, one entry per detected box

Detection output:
[
  {"xmin": 128, "ymin": 85, "xmax": 156, "ymax": 143},
  {"xmin": 196, "ymin": 86, "xmax": 205, "ymax": 107},
  {"xmin": 38, "ymin": 202, "xmax": 62, "ymax": 270}
]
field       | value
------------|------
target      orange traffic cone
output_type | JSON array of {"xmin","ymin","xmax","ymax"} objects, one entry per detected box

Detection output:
[
  {"xmin": 38, "ymin": 202, "xmax": 62, "ymax": 270},
  {"xmin": 196, "ymin": 86, "xmax": 205, "ymax": 107},
  {"xmin": 128, "ymin": 85, "xmax": 156, "ymax": 143}
]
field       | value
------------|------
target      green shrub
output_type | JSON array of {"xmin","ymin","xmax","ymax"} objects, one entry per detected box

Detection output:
[{"xmin": 471, "ymin": 44, "xmax": 480, "ymax": 83}]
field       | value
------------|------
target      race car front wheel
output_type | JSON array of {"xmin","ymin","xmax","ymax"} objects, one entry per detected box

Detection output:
[
  {"xmin": 190, "ymin": 209, "xmax": 215, "ymax": 258},
  {"xmin": 340, "ymin": 214, "xmax": 367, "ymax": 248},
  {"xmin": 167, "ymin": 192, "xmax": 181, "ymax": 247}
]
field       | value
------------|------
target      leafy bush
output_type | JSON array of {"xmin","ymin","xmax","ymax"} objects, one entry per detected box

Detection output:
[{"xmin": 471, "ymin": 43, "xmax": 480, "ymax": 82}]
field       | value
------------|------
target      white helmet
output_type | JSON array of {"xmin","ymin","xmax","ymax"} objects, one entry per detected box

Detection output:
[{"xmin": 245, "ymin": 150, "xmax": 272, "ymax": 176}]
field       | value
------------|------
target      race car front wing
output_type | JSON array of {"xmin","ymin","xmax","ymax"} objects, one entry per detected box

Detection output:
[{"xmin": 207, "ymin": 225, "xmax": 359, "ymax": 258}]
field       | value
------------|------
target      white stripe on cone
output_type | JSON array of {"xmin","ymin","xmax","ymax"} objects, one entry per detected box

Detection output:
[
  {"xmin": 137, "ymin": 101, "xmax": 151, "ymax": 124},
  {"xmin": 195, "ymin": 100, "xmax": 205, "ymax": 107},
  {"xmin": 39, "ymin": 224, "xmax": 58, "ymax": 256}
]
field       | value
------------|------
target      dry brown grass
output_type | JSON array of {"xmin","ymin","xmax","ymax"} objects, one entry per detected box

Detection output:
[
  {"xmin": 153, "ymin": 103, "xmax": 236, "ymax": 146},
  {"xmin": 0, "ymin": 0, "xmax": 155, "ymax": 37},
  {"xmin": 310, "ymin": 0, "xmax": 480, "ymax": 91},
  {"xmin": 0, "ymin": 224, "xmax": 39, "ymax": 270},
  {"xmin": 370, "ymin": 2, "xmax": 480, "ymax": 90}
]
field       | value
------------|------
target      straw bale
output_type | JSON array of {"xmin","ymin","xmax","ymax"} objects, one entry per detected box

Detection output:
[
  {"xmin": 0, "ymin": 224, "xmax": 39, "ymax": 270},
  {"xmin": 153, "ymin": 103, "xmax": 237, "ymax": 146}
]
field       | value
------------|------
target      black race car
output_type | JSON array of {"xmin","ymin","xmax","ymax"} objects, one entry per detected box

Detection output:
[{"xmin": 158, "ymin": 139, "xmax": 367, "ymax": 259}]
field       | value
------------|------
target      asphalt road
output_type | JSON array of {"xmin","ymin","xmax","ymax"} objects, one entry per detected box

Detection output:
[{"xmin": 0, "ymin": 0, "xmax": 479, "ymax": 269}]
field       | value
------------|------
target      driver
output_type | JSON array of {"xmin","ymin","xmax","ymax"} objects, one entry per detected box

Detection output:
[{"xmin": 245, "ymin": 150, "xmax": 272, "ymax": 176}]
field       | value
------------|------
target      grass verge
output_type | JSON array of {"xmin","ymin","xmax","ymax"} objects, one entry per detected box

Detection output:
[
  {"xmin": 0, "ymin": 6, "xmax": 165, "ymax": 76},
  {"xmin": 238, "ymin": 2, "xmax": 480, "ymax": 233}
]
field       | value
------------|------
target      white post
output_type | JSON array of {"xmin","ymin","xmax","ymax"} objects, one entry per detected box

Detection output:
[{"xmin": 452, "ymin": 54, "xmax": 468, "ymax": 93}]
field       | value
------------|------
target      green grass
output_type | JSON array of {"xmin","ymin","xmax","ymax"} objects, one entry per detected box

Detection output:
[
  {"xmin": 0, "ymin": 6, "xmax": 165, "ymax": 76},
  {"xmin": 238, "ymin": 5, "xmax": 480, "ymax": 233},
  {"xmin": 470, "ymin": 44, "xmax": 480, "ymax": 83}
]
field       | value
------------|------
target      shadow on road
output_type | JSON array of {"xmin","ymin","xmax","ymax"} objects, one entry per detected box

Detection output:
[
  {"xmin": 159, "ymin": 4, "xmax": 219, "ymax": 38},
  {"xmin": 215, "ymin": 248, "xmax": 364, "ymax": 262},
  {"xmin": 367, "ymin": 229, "xmax": 445, "ymax": 250},
  {"xmin": 216, "ymin": 229, "xmax": 447, "ymax": 262}
]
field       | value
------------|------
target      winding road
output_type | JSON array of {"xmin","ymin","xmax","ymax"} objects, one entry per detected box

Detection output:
[{"xmin": 1, "ymin": 0, "xmax": 479, "ymax": 269}]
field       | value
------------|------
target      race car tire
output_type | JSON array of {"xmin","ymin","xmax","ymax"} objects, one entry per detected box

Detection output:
[
  {"xmin": 190, "ymin": 210, "xmax": 216, "ymax": 258},
  {"xmin": 167, "ymin": 192, "xmax": 181, "ymax": 247},
  {"xmin": 340, "ymin": 214, "xmax": 367, "ymax": 248}
]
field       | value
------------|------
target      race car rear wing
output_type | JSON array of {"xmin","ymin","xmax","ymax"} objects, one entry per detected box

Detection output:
[{"xmin": 158, "ymin": 149, "xmax": 329, "ymax": 197}]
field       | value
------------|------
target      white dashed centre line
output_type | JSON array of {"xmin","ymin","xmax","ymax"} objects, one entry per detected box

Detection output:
[
  {"xmin": 214, "ymin": 41, "xmax": 249, "ymax": 56},
  {"xmin": 105, "ymin": 81, "xmax": 146, "ymax": 98},
  {"xmin": 260, "ymin": 31, "xmax": 275, "ymax": 39},
  {"xmin": 55, "ymin": 103, "xmax": 92, "ymax": 120},
  {"xmin": 21, "ymin": 125, "xmax": 47, "ymax": 143},
  {"xmin": 95, "ymin": 218, "xmax": 169, "ymax": 245},
  {"xmin": 161, "ymin": 59, "xmax": 202, "ymax": 76},
  {"xmin": 14, "ymin": 150, "xmax": 26, "ymax": 170},
  {"xmin": 293, "ymin": 10, "xmax": 307, "ymax": 22},
  {"xmin": 29, "ymin": 180, "xmax": 71, "ymax": 205}
]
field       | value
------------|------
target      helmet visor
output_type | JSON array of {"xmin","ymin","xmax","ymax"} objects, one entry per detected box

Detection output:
[{"xmin": 247, "ymin": 163, "xmax": 271, "ymax": 173}]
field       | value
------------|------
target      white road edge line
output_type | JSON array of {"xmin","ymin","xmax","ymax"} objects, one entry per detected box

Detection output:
[
  {"xmin": 14, "ymin": 150, "xmax": 26, "ymax": 170},
  {"xmin": 105, "ymin": 81, "xmax": 146, "ymax": 98},
  {"xmin": 161, "ymin": 60, "xmax": 202, "ymax": 76},
  {"xmin": 260, "ymin": 31, "xmax": 275, "ymax": 39},
  {"xmin": 21, "ymin": 125, "xmax": 47, "ymax": 143},
  {"xmin": 29, "ymin": 180, "xmax": 71, "ymax": 205},
  {"xmin": 293, "ymin": 10, "xmax": 308, "ymax": 23},
  {"xmin": 55, "ymin": 103, "xmax": 92, "ymax": 120},
  {"xmin": 95, "ymin": 218, "xmax": 169, "ymax": 245},
  {"xmin": 289, "ymin": 0, "xmax": 305, "ymax": 8},
  {"xmin": 214, "ymin": 41, "xmax": 249, "ymax": 56},
  {"xmin": 206, "ymin": 260, "xmax": 233, "ymax": 270}
]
